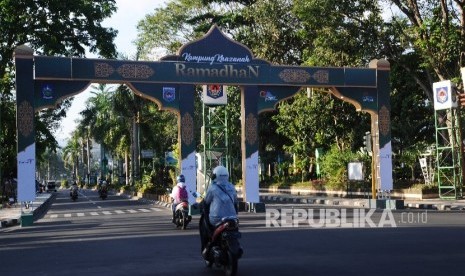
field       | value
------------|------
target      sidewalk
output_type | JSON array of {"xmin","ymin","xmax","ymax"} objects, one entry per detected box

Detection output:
[{"xmin": 0, "ymin": 193, "xmax": 54, "ymax": 228}]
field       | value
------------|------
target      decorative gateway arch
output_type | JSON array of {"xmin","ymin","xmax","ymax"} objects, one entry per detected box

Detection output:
[{"xmin": 14, "ymin": 25, "xmax": 393, "ymax": 210}]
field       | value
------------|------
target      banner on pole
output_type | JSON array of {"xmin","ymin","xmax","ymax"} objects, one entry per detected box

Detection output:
[{"xmin": 433, "ymin": 80, "xmax": 457, "ymax": 110}]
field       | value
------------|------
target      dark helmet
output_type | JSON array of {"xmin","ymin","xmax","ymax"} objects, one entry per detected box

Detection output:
[{"xmin": 176, "ymin": 174, "xmax": 185, "ymax": 183}]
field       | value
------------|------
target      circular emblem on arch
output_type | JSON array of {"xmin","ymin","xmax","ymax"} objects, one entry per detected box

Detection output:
[
  {"xmin": 181, "ymin": 113, "xmax": 194, "ymax": 146},
  {"xmin": 379, "ymin": 105, "xmax": 390, "ymax": 136},
  {"xmin": 18, "ymin": 101, "xmax": 34, "ymax": 137},
  {"xmin": 246, "ymin": 113, "xmax": 258, "ymax": 145}
]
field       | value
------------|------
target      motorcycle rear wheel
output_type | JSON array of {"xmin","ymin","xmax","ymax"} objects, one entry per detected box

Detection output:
[
  {"xmin": 181, "ymin": 211, "xmax": 189, "ymax": 230},
  {"xmin": 182, "ymin": 218, "xmax": 187, "ymax": 230},
  {"xmin": 204, "ymin": 259, "xmax": 213, "ymax": 268},
  {"xmin": 224, "ymin": 250, "xmax": 238, "ymax": 276}
]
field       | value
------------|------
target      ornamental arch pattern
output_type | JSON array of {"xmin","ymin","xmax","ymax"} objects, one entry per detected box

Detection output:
[{"xmin": 14, "ymin": 25, "xmax": 392, "ymax": 206}]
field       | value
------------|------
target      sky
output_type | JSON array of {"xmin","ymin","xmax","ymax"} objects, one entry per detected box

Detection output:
[{"xmin": 54, "ymin": 0, "xmax": 166, "ymax": 147}]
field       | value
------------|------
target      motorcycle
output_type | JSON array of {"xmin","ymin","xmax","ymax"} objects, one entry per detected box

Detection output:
[
  {"xmin": 201, "ymin": 214, "xmax": 243, "ymax": 276},
  {"xmin": 173, "ymin": 200, "xmax": 192, "ymax": 230},
  {"xmin": 99, "ymin": 185, "xmax": 108, "ymax": 200},
  {"xmin": 70, "ymin": 186, "xmax": 78, "ymax": 201}
]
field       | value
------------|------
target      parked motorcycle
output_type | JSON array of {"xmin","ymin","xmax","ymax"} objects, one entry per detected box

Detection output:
[
  {"xmin": 70, "ymin": 186, "xmax": 78, "ymax": 201},
  {"xmin": 173, "ymin": 200, "xmax": 192, "ymax": 230},
  {"xmin": 201, "ymin": 215, "xmax": 243, "ymax": 276}
]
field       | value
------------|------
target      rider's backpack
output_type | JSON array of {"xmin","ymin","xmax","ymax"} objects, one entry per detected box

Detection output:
[{"xmin": 179, "ymin": 186, "xmax": 188, "ymax": 200}]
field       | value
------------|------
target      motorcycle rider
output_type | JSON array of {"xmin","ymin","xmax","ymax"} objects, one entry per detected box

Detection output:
[
  {"xmin": 70, "ymin": 181, "xmax": 78, "ymax": 197},
  {"xmin": 170, "ymin": 174, "xmax": 188, "ymax": 223},
  {"xmin": 199, "ymin": 165, "xmax": 238, "ymax": 255},
  {"xmin": 99, "ymin": 180, "xmax": 108, "ymax": 195}
]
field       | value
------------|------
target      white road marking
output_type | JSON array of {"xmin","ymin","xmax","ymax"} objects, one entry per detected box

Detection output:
[
  {"xmin": 138, "ymin": 209, "xmax": 151, "ymax": 213},
  {"xmin": 127, "ymin": 209, "xmax": 137, "ymax": 213},
  {"xmin": 90, "ymin": 212, "xmax": 99, "ymax": 216},
  {"xmin": 114, "ymin": 210, "xmax": 125, "ymax": 214},
  {"xmin": 50, "ymin": 214, "xmax": 58, "ymax": 218},
  {"xmin": 77, "ymin": 213, "xmax": 85, "ymax": 217},
  {"xmin": 102, "ymin": 211, "xmax": 112, "ymax": 215},
  {"xmin": 150, "ymin": 208, "xmax": 162, "ymax": 212},
  {"xmin": 64, "ymin": 214, "xmax": 72, "ymax": 218}
]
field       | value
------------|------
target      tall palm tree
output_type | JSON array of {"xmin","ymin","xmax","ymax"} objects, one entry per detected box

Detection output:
[
  {"xmin": 110, "ymin": 85, "xmax": 136, "ymax": 185},
  {"xmin": 75, "ymin": 82, "xmax": 178, "ymax": 186},
  {"xmin": 62, "ymin": 132, "xmax": 81, "ymax": 182},
  {"xmin": 80, "ymin": 84, "xmax": 114, "ymax": 180},
  {"xmin": 75, "ymin": 123, "xmax": 92, "ymax": 185}
]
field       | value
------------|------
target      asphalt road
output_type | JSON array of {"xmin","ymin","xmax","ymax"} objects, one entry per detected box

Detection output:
[{"xmin": 1, "ymin": 189, "xmax": 465, "ymax": 276}]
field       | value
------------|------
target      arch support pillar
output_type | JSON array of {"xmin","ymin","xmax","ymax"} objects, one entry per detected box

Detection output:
[
  {"xmin": 178, "ymin": 85, "xmax": 197, "ymax": 203},
  {"xmin": 15, "ymin": 46, "xmax": 37, "ymax": 202},
  {"xmin": 369, "ymin": 59, "xmax": 393, "ymax": 195},
  {"xmin": 241, "ymin": 86, "xmax": 264, "ymax": 212}
]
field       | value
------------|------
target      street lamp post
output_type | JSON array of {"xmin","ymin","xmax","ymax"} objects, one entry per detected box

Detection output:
[{"xmin": 86, "ymin": 129, "xmax": 91, "ymax": 186}]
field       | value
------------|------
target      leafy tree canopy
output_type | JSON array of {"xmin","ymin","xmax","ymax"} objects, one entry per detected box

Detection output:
[{"xmin": 0, "ymin": 0, "xmax": 118, "ymax": 178}]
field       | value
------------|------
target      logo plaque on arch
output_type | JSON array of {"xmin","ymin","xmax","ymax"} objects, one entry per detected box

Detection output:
[{"xmin": 203, "ymin": 84, "xmax": 227, "ymax": 105}]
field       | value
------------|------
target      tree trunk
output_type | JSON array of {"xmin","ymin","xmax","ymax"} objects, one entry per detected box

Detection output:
[
  {"xmin": 125, "ymin": 151, "xmax": 130, "ymax": 185},
  {"xmin": 132, "ymin": 113, "xmax": 140, "ymax": 181}
]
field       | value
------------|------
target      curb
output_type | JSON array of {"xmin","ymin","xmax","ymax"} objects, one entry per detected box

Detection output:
[
  {"xmin": 0, "ymin": 193, "xmax": 55, "ymax": 228},
  {"xmin": 115, "ymin": 191, "xmax": 172, "ymax": 208},
  {"xmin": 0, "ymin": 218, "xmax": 19, "ymax": 228},
  {"xmin": 259, "ymin": 195, "xmax": 465, "ymax": 211},
  {"xmin": 33, "ymin": 193, "xmax": 56, "ymax": 220}
]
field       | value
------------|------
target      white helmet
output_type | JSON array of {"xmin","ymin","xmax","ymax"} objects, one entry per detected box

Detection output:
[{"xmin": 212, "ymin": 165, "xmax": 229, "ymax": 181}]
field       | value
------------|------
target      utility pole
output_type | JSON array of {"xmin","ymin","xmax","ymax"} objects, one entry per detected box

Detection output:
[
  {"xmin": 363, "ymin": 131, "xmax": 375, "ymax": 199},
  {"xmin": 0, "ymin": 94, "xmax": 2, "ymax": 193},
  {"xmin": 86, "ymin": 130, "xmax": 91, "ymax": 186}
]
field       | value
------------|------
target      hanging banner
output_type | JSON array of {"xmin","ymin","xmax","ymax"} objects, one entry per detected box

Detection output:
[
  {"xmin": 202, "ymin": 84, "xmax": 227, "ymax": 105},
  {"xmin": 433, "ymin": 80, "xmax": 457, "ymax": 110}
]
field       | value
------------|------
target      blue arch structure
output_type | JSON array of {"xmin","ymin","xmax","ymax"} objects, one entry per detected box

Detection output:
[{"xmin": 14, "ymin": 25, "xmax": 392, "ymax": 209}]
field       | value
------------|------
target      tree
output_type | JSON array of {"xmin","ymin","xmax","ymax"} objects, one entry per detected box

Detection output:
[
  {"xmin": 390, "ymin": 60, "xmax": 435, "ymax": 154},
  {"xmin": 0, "ymin": 0, "xmax": 118, "ymax": 181},
  {"xmin": 134, "ymin": 0, "xmax": 447, "ymax": 184},
  {"xmin": 273, "ymin": 90, "xmax": 370, "ymax": 179},
  {"xmin": 75, "ymin": 83, "xmax": 180, "ymax": 185},
  {"xmin": 62, "ymin": 132, "xmax": 81, "ymax": 181},
  {"xmin": 386, "ymin": 0, "xmax": 465, "ymax": 100},
  {"xmin": 0, "ymin": 96, "xmax": 16, "ymax": 179},
  {"xmin": 0, "ymin": 0, "xmax": 117, "ymax": 64},
  {"xmin": 258, "ymin": 110, "xmax": 292, "ymax": 180},
  {"xmin": 136, "ymin": 0, "xmax": 210, "ymax": 57},
  {"xmin": 79, "ymin": 84, "xmax": 115, "ymax": 180},
  {"xmin": 293, "ymin": 0, "xmax": 384, "ymax": 67}
]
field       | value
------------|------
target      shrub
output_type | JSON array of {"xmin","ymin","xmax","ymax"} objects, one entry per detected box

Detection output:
[
  {"xmin": 320, "ymin": 145, "xmax": 370, "ymax": 191},
  {"xmin": 408, "ymin": 183, "xmax": 438, "ymax": 193},
  {"xmin": 61, "ymin": 179, "xmax": 69, "ymax": 188}
]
